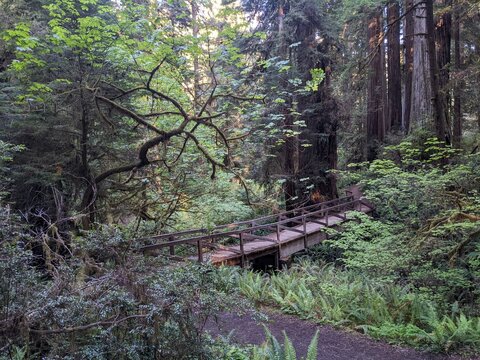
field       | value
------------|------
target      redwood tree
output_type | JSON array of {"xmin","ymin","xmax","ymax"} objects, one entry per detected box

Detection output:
[
  {"xmin": 452, "ymin": 0, "xmax": 462, "ymax": 147},
  {"xmin": 387, "ymin": 0, "xmax": 402, "ymax": 132},
  {"xmin": 366, "ymin": 8, "xmax": 386, "ymax": 160},
  {"xmin": 426, "ymin": 0, "xmax": 447, "ymax": 139},
  {"xmin": 404, "ymin": 0, "xmax": 415, "ymax": 133}
]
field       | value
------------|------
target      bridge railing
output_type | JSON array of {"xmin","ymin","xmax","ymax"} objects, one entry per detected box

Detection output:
[{"xmin": 136, "ymin": 194, "xmax": 372, "ymax": 265}]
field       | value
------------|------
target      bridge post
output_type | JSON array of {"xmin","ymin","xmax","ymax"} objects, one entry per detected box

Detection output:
[
  {"xmin": 239, "ymin": 232, "xmax": 245, "ymax": 268},
  {"xmin": 276, "ymin": 223, "xmax": 282, "ymax": 262},
  {"xmin": 197, "ymin": 239, "xmax": 203, "ymax": 263},
  {"xmin": 168, "ymin": 235, "xmax": 175, "ymax": 256},
  {"xmin": 302, "ymin": 214, "xmax": 307, "ymax": 249}
]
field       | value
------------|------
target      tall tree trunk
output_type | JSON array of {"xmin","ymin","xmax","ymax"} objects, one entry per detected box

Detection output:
[
  {"xmin": 452, "ymin": 1, "xmax": 462, "ymax": 147},
  {"xmin": 284, "ymin": 115, "xmax": 298, "ymax": 211},
  {"xmin": 435, "ymin": 0, "xmax": 452, "ymax": 139},
  {"xmin": 295, "ymin": 12, "xmax": 338, "ymax": 203},
  {"xmin": 426, "ymin": 0, "xmax": 446, "ymax": 139},
  {"xmin": 387, "ymin": 1, "xmax": 402, "ymax": 132},
  {"xmin": 191, "ymin": 0, "xmax": 200, "ymax": 112},
  {"xmin": 278, "ymin": 4, "xmax": 299, "ymax": 210},
  {"xmin": 404, "ymin": 0, "xmax": 414, "ymax": 133},
  {"xmin": 366, "ymin": 9, "xmax": 385, "ymax": 161},
  {"xmin": 477, "ymin": 31, "xmax": 480, "ymax": 132},
  {"xmin": 297, "ymin": 81, "xmax": 339, "ymax": 203},
  {"xmin": 411, "ymin": 0, "xmax": 432, "ymax": 128}
]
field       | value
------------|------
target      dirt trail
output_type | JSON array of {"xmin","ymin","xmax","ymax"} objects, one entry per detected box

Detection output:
[{"xmin": 204, "ymin": 311, "xmax": 476, "ymax": 360}]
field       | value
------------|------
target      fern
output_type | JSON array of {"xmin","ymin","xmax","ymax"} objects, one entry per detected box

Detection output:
[
  {"xmin": 305, "ymin": 330, "xmax": 319, "ymax": 360},
  {"xmin": 253, "ymin": 326, "xmax": 319, "ymax": 360}
]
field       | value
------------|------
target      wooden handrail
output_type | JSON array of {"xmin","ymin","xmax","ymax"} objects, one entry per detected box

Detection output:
[
  {"xmin": 136, "ymin": 196, "xmax": 363, "ymax": 253},
  {"xmin": 137, "ymin": 195, "xmax": 355, "ymax": 243}
]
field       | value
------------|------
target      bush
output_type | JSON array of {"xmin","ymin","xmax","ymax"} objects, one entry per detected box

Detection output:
[
  {"xmin": 338, "ymin": 144, "xmax": 480, "ymax": 307},
  {"xmin": 0, "ymin": 223, "xmax": 253, "ymax": 359}
]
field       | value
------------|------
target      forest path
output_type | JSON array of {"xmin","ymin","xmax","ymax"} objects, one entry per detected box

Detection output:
[{"xmin": 205, "ymin": 311, "xmax": 472, "ymax": 360}]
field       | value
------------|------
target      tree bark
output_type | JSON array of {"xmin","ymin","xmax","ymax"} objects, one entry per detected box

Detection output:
[
  {"xmin": 452, "ymin": 0, "xmax": 462, "ymax": 147},
  {"xmin": 426, "ymin": 0, "xmax": 446, "ymax": 139},
  {"xmin": 387, "ymin": 1, "xmax": 402, "ymax": 132},
  {"xmin": 191, "ymin": 0, "xmax": 200, "ymax": 112},
  {"xmin": 366, "ymin": 9, "xmax": 385, "ymax": 161},
  {"xmin": 411, "ymin": 0, "xmax": 432, "ymax": 128},
  {"xmin": 404, "ymin": 0, "xmax": 414, "ymax": 133},
  {"xmin": 276, "ymin": 4, "xmax": 300, "ymax": 211},
  {"xmin": 435, "ymin": 0, "xmax": 452, "ymax": 139},
  {"xmin": 295, "ymin": 5, "xmax": 338, "ymax": 203}
]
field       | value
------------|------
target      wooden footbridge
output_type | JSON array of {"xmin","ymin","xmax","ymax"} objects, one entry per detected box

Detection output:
[{"xmin": 137, "ymin": 187, "xmax": 373, "ymax": 268}]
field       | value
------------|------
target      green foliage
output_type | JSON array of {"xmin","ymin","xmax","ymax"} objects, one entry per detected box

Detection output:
[
  {"xmin": 323, "ymin": 212, "xmax": 416, "ymax": 280},
  {"xmin": 339, "ymin": 144, "xmax": 480, "ymax": 307},
  {"xmin": 0, "ymin": 0, "xmax": 267, "ymax": 232},
  {"xmin": 244, "ymin": 144, "xmax": 477, "ymax": 353},
  {"xmin": 236, "ymin": 261, "xmax": 480, "ymax": 353},
  {"xmin": 304, "ymin": 68, "xmax": 325, "ymax": 92},
  {"xmin": 238, "ymin": 270, "xmax": 270, "ymax": 303},
  {"xmin": 344, "ymin": 140, "xmax": 479, "ymax": 224},
  {"xmin": 251, "ymin": 326, "xmax": 319, "ymax": 360},
  {"xmin": 424, "ymin": 314, "xmax": 480, "ymax": 353},
  {"xmin": 0, "ymin": 140, "xmax": 24, "ymax": 199}
]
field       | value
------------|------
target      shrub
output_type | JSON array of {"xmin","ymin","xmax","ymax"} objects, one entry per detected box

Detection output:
[{"xmin": 0, "ymin": 224, "xmax": 253, "ymax": 359}]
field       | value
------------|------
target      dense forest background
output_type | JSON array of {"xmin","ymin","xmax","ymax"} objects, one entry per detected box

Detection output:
[{"xmin": 1, "ymin": 0, "xmax": 480, "ymax": 358}]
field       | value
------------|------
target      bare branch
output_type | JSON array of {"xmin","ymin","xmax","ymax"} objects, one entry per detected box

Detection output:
[
  {"xmin": 92, "ymin": 93, "xmax": 166, "ymax": 135},
  {"xmin": 146, "ymin": 58, "xmax": 167, "ymax": 89},
  {"xmin": 29, "ymin": 314, "xmax": 148, "ymax": 335}
]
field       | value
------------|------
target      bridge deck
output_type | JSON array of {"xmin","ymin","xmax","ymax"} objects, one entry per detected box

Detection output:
[{"xmin": 209, "ymin": 204, "xmax": 372, "ymax": 265}]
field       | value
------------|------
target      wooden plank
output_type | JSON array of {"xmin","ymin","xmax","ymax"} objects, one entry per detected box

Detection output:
[
  {"xmin": 138, "ymin": 228, "xmax": 207, "ymax": 242},
  {"xmin": 278, "ymin": 225, "xmax": 305, "ymax": 234},
  {"xmin": 202, "ymin": 242, "xmax": 243, "ymax": 255},
  {"xmin": 307, "ymin": 218, "xmax": 328, "ymax": 226},
  {"xmin": 229, "ymin": 233, "xmax": 278, "ymax": 244},
  {"xmin": 330, "ymin": 212, "xmax": 347, "ymax": 220}
]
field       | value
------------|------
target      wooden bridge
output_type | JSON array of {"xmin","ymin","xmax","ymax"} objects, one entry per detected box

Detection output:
[{"xmin": 137, "ymin": 187, "xmax": 373, "ymax": 268}]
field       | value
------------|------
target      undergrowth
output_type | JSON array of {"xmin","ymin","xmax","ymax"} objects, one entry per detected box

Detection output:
[
  {"xmin": 215, "ymin": 326, "xmax": 319, "ymax": 360},
  {"xmin": 232, "ymin": 261, "xmax": 480, "ymax": 353}
]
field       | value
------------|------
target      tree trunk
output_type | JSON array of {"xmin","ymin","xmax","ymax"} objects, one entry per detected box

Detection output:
[
  {"xmin": 387, "ymin": 1, "xmax": 402, "ymax": 132},
  {"xmin": 366, "ymin": 9, "xmax": 385, "ymax": 161},
  {"xmin": 404, "ymin": 0, "xmax": 414, "ymax": 133},
  {"xmin": 295, "ymin": 13, "xmax": 338, "ymax": 203},
  {"xmin": 452, "ymin": 1, "xmax": 462, "ymax": 147},
  {"xmin": 191, "ymin": 0, "xmax": 200, "ymax": 112},
  {"xmin": 426, "ymin": 0, "xmax": 446, "ymax": 139},
  {"xmin": 411, "ymin": 0, "xmax": 432, "ymax": 128},
  {"xmin": 284, "ymin": 113, "xmax": 298, "ymax": 211},
  {"xmin": 297, "ymin": 87, "xmax": 339, "ymax": 203},
  {"xmin": 277, "ymin": 4, "xmax": 299, "ymax": 210},
  {"xmin": 435, "ymin": 0, "xmax": 452, "ymax": 139}
]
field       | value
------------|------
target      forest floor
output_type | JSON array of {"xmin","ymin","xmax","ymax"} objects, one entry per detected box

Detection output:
[{"xmin": 204, "ymin": 309, "xmax": 476, "ymax": 360}]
